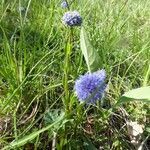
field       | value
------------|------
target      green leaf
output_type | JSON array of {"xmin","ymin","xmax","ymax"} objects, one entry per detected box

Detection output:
[
  {"xmin": 2, "ymin": 112, "xmax": 65, "ymax": 150},
  {"xmin": 117, "ymin": 86, "xmax": 150, "ymax": 105},
  {"xmin": 80, "ymin": 27, "xmax": 100, "ymax": 72}
]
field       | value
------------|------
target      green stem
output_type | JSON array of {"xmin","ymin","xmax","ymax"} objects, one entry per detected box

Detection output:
[{"xmin": 63, "ymin": 28, "xmax": 73, "ymax": 113}]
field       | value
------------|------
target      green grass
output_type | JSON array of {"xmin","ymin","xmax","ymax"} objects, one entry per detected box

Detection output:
[{"xmin": 0, "ymin": 0, "xmax": 150, "ymax": 149}]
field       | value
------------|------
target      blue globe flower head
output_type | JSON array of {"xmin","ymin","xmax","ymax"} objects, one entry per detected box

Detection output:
[
  {"xmin": 62, "ymin": 11, "xmax": 82, "ymax": 27},
  {"xmin": 74, "ymin": 70, "xmax": 107, "ymax": 104},
  {"xmin": 61, "ymin": 1, "xmax": 68, "ymax": 8}
]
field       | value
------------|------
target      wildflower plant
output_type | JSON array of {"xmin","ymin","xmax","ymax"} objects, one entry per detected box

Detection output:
[{"xmin": 62, "ymin": 7, "xmax": 83, "ymax": 113}]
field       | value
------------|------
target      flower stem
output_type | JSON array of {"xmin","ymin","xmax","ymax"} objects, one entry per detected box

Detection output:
[{"xmin": 63, "ymin": 28, "xmax": 73, "ymax": 113}]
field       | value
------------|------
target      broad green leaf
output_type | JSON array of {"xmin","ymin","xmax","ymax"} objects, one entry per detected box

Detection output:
[
  {"xmin": 117, "ymin": 86, "xmax": 150, "ymax": 105},
  {"xmin": 2, "ymin": 112, "xmax": 65, "ymax": 150},
  {"xmin": 80, "ymin": 27, "xmax": 100, "ymax": 72}
]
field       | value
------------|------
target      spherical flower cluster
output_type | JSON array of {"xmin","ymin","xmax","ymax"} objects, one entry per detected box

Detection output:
[
  {"xmin": 62, "ymin": 11, "xmax": 82, "ymax": 27},
  {"xmin": 74, "ymin": 70, "xmax": 107, "ymax": 104},
  {"xmin": 61, "ymin": 1, "xmax": 68, "ymax": 8}
]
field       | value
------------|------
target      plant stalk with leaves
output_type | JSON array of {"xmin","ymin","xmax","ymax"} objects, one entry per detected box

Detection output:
[{"xmin": 63, "ymin": 28, "xmax": 73, "ymax": 113}]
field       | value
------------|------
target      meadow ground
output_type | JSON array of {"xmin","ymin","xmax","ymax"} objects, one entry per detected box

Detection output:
[{"xmin": 0, "ymin": 0, "xmax": 150, "ymax": 149}]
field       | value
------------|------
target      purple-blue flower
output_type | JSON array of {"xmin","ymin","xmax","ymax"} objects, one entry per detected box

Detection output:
[
  {"xmin": 74, "ymin": 70, "xmax": 107, "ymax": 104},
  {"xmin": 61, "ymin": 1, "xmax": 68, "ymax": 8},
  {"xmin": 62, "ymin": 11, "xmax": 82, "ymax": 26}
]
